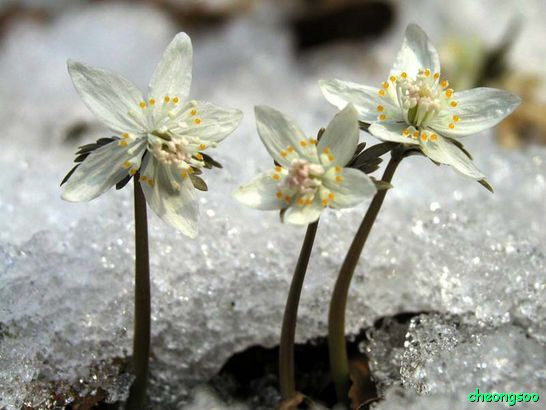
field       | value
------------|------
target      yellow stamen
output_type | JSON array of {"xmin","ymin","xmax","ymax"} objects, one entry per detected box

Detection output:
[
  {"xmin": 276, "ymin": 191, "xmax": 283, "ymax": 199},
  {"xmin": 297, "ymin": 198, "xmax": 306, "ymax": 206},
  {"xmin": 382, "ymin": 81, "xmax": 389, "ymax": 89},
  {"xmin": 378, "ymin": 89, "xmax": 386, "ymax": 96},
  {"xmin": 191, "ymin": 109, "xmax": 197, "ymax": 116},
  {"xmin": 280, "ymin": 150, "xmax": 288, "ymax": 158},
  {"xmin": 421, "ymin": 133, "xmax": 428, "ymax": 141},
  {"xmin": 403, "ymin": 128, "xmax": 410, "ymax": 136},
  {"xmin": 194, "ymin": 118, "xmax": 202, "ymax": 125},
  {"xmin": 309, "ymin": 138, "xmax": 317, "ymax": 145},
  {"xmin": 323, "ymin": 147, "xmax": 331, "ymax": 154},
  {"xmin": 195, "ymin": 153, "xmax": 204, "ymax": 161},
  {"xmin": 431, "ymin": 133, "xmax": 438, "ymax": 141},
  {"xmin": 147, "ymin": 179, "xmax": 155, "ymax": 187},
  {"xmin": 139, "ymin": 101, "xmax": 146, "ymax": 109},
  {"xmin": 287, "ymin": 146, "xmax": 294, "ymax": 153},
  {"xmin": 424, "ymin": 69, "xmax": 431, "ymax": 77},
  {"xmin": 199, "ymin": 143, "xmax": 206, "ymax": 150},
  {"xmin": 445, "ymin": 89, "xmax": 453, "ymax": 98},
  {"xmin": 275, "ymin": 165, "xmax": 282, "ymax": 172},
  {"xmin": 122, "ymin": 133, "xmax": 129, "ymax": 139},
  {"xmin": 450, "ymin": 101, "xmax": 458, "ymax": 107},
  {"xmin": 122, "ymin": 161, "xmax": 132, "ymax": 169},
  {"xmin": 401, "ymin": 72, "xmax": 407, "ymax": 79},
  {"xmin": 335, "ymin": 166, "xmax": 342, "ymax": 173},
  {"xmin": 390, "ymin": 75, "xmax": 397, "ymax": 83},
  {"xmin": 377, "ymin": 105, "xmax": 384, "ymax": 112},
  {"xmin": 180, "ymin": 171, "xmax": 188, "ymax": 178},
  {"xmin": 328, "ymin": 192, "xmax": 335, "ymax": 200},
  {"xmin": 433, "ymin": 72, "xmax": 440, "ymax": 80},
  {"xmin": 412, "ymin": 130, "xmax": 420, "ymax": 138},
  {"xmin": 441, "ymin": 80, "xmax": 449, "ymax": 88},
  {"xmin": 453, "ymin": 115, "xmax": 460, "ymax": 122},
  {"xmin": 335, "ymin": 175, "xmax": 343, "ymax": 183},
  {"xmin": 322, "ymin": 199, "xmax": 329, "ymax": 207},
  {"xmin": 188, "ymin": 167, "xmax": 195, "ymax": 174},
  {"xmin": 449, "ymin": 123, "xmax": 455, "ymax": 129},
  {"xmin": 129, "ymin": 168, "xmax": 138, "ymax": 176},
  {"xmin": 164, "ymin": 96, "xmax": 170, "ymax": 103},
  {"xmin": 379, "ymin": 114, "xmax": 387, "ymax": 121},
  {"xmin": 149, "ymin": 98, "xmax": 156, "ymax": 105},
  {"xmin": 119, "ymin": 140, "xmax": 128, "ymax": 147},
  {"xmin": 328, "ymin": 154, "xmax": 335, "ymax": 162},
  {"xmin": 272, "ymin": 174, "xmax": 281, "ymax": 181},
  {"xmin": 173, "ymin": 96, "xmax": 179, "ymax": 104},
  {"xmin": 284, "ymin": 195, "xmax": 291, "ymax": 203},
  {"xmin": 140, "ymin": 175, "xmax": 148, "ymax": 182},
  {"xmin": 300, "ymin": 140, "xmax": 308, "ymax": 147}
]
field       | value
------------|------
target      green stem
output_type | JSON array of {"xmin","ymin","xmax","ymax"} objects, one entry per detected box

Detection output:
[
  {"xmin": 328, "ymin": 153, "xmax": 403, "ymax": 404},
  {"xmin": 279, "ymin": 220, "xmax": 320, "ymax": 400},
  {"xmin": 126, "ymin": 178, "xmax": 151, "ymax": 410}
]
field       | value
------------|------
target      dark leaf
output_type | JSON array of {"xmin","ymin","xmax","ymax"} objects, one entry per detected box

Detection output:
[
  {"xmin": 280, "ymin": 208, "xmax": 287, "ymax": 223},
  {"xmin": 190, "ymin": 175, "xmax": 208, "ymax": 191},
  {"xmin": 359, "ymin": 158, "xmax": 383, "ymax": 174},
  {"xmin": 478, "ymin": 178, "xmax": 494, "ymax": 193},
  {"xmin": 357, "ymin": 142, "xmax": 397, "ymax": 163},
  {"xmin": 60, "ymin": 164, "xmax": 80, "ymax": 186},
  {"xmin": 116, "ymin": 174, "xmax": 133, "ymax": 190},
  {"xmin": 316, "ymin": 127, "xmax": 326, "ymax": 140},
  {"xmin": 74, "ymin": 153, "xmax": 90, "ymax": 163},
  {"xmin": 354, "ymin": 141, "xmax": 367, "ymax": 155},
  {"xmin": 191, "ymin": 167, "xmax": 203, "ymax": 175},
  {"xmin": 201, "ymin": 153, "xmax": 223, "ymax": 168},
  {"xmin": 358, "ymin": 121, "xmax": 370, "ymax": 131}
]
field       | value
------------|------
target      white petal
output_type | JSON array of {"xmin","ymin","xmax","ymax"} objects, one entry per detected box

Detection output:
[
  {"xmin": 317, "ymin": 104, "xmax": 359, "ymax": 167},
  {"xmin": 178, "ymin": 101, "xmax": 242, "ymax": 143},
  {"xmin": 62, "ymin": 139, "xmax": 147, "ymax": 201},
  {"xmin": 232, "ymin": 170, "xmax": 285, "ymax": 210},
  {"xmin": 390, "ymin": 24, "xmax": 440, "ymax": 78},
  {"xmin": 368, "ymin": 122, "xmax": 419, "ymax": 145},
  {"xmin": 284, "ymin": 197, "xmax": 323, "ymax": 225},
  {"xmin": 140, "ymin": 157, "xmax": 199, "ymax": 237},
  {"xmin": 148, "ymin": 32, "xmax": 193, "ymax": 104},
  {"xmin": 429, "ymin": 87, "xmax": 521, "ymax": 137},
  {"xmin": 319, "ymin": 79, "xmax": 401, "ymax": 123},
  {"xmin": 254, "ymin": 106, "xmax": 316, "ymax": 165},
  {"xmin": 323, "ymin": 167, "xmax": 376, "ymax": 209},
  {"xmin": 420, "ymin": 135, "xmax": 484, "ymax": 180},
  {"xmin": 68, "ymin": 60, "xmax": 147, "ymax": 134}
]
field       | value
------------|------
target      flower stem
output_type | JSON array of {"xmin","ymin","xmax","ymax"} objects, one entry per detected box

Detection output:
[
  {"xmin": 328, "ymin": 152, "xmax": 403, "ymax": 404},
  {"xmin": 126, "ymin": 178, "xmax": 151, "ymax": 410},
  {"xmin": 279, "ymin": 220, "xmax": 320, "ymax": 401}
]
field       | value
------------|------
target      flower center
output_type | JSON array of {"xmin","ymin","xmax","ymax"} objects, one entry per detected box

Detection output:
[
  {"xmin": 284, "ymin": 158, "xmax": 324, "ymax": 195},
  {"xmin": 149, "ymin": 138, "xmax": 188, "ymax": 165}
]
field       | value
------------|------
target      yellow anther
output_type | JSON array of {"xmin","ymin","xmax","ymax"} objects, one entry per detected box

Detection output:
[
  {"xmin": 275, "ymin": 165, "xmax": 282, "ymax": 172},
  {"xmin": 335, "ymin": 175, "xmax": 343, "ymax": 183},
  {"xmin": 453, "ymin": 115, "xmax": 460, "ymax": 122},
  {"xmin": 199, "ymin": 143, "xmax": 206, "ymax": 150},
  {"xmin": 119, "ymin": 140, "xmax": 128, "ymax": 147},
  {"xmin": 424, "ymin": 69, "xmax": 431, "ymax": 77},
  {"xmin": 297, "ymin": 198, "xmax": 306, "ymax": 206},
  {"xmin": 401, "ymin": 72, "xmax": 407, "ymax": 78},
  {"xmin": 139, "ymin": 101, "xmax": 147, "ymax": 109},
  {"xmin": 164, "ymin": 96, "xmax": 170, "ymax": 103},
  {"xmin": 421, "ymin": 133, "xmax": 428, "ymax": 141},
  {"xmin": 403, "ymin": 128, "xmax": 410, "ymax": 136},
  {"xmin": 149, "ymin": 98, "xmax": 156, "ymax": 105},
  {"xmin": 173, "ymin": 96, "xmax": 179, "ymax": 104},
  {"xmin": 335, "ymin": 166, "xmax": 342, "ymax": 173},
  {"xmin": 300, "ymin": 140, "xmax": 308, "ymax": 147},
  {"xmin": 431, "ymin": 133, "xmax": 438, "ymax": 141},
  {"xmin": 276, "ymin": 191, "xmax": 283, "ymax": 199},
  {"xmin": 433, "ymin": 72, "xmax": 440, "ymax": 80},
  {"xmin": 382, "ymin": 81, "xmax": 389, "ymax": 89},
  {"xmin": 322, "ymin": 199, "xmax": 329, "ymax": 207},
  {"xmin": 379, "ymin": 114, "xmax": 387, "ymax": 121},
  {"xmin": 413, "ymin": 130, "xmax": 420, "ymax": 138},
  {"xmin": 122, "ymin": 132, "xmax": 129, "ymax": 139},
  {"xmin": 272, "ymin": 173, "xmax": 281, "ymax": 181},
  {"xmin": 377, "ymin": 105, "xmax": 384, "ymax": 112},
  {"xmin": 195, "ymin": 153, "xmax": 204, "ymax": 161},
  {"xmin": 449, "ymin": 123, "xmax": 455, "ymax": 129},
  {"xmin": 180, "ymin": 171, "xmax": 188, "ymax": 178},
  {"xmin": 122, "ymin": 161, "xmax": 132, "ymax": 169},
  {"xmin": 305, "ymin": 199, "xmax": 312, "ymax": 206},
  {"xmin": 390, "ymin": 75, "xmax": 397, "ymax": 82},
  {"xmin": 441, "ymin": 80, "xmax": 449, "ymax": 88},
  {"xmin": 191, "ymin": 109, "xmax": 197, "ymax": 116},
  {"xmin": 287, "ymin": 146, "xmax": 295, "ymax": 153},
  {"xmin": 323, "ymin": 147, "xmax": 331, "ymax": 154},
  {"xmin": 284, "ymin": 195, "xmax": 291, "ymax": 203},
  {"xmin": 194, "ymin": 118, "xmax": 202, "ymax": 125},
  {"xmin": 309, "ymin": 138, "xmax": 317, "ymax": 145},
  {"xmin": 445, "ymin": 89, "xmax": 453, "ymax": 98},
  {"xmin": 188, "ymin": 167, "xmax": 195, "ymax": 174},
  {"xmin": 280, "ymin": 150, "xmax": 288, "ymax": 158},
  {"xmin": 378, "ymin": 89, "xmax": 386, "ymax": 96},
  {"xmin": 328, "ymin": 192, "xmax": 335, "ymax": 200},
  {"xmin": 147, "ymin": 179, "xmax": 155, "ymax": 187},
  {"xmin": 140, "ymin": 175, "xmax": 148, "ymax": 182},
  {"xmin": 450, "ymin": 101, "xmax": 458, "ymax": 107},
  {"xmin": 129, "ymin": 168, "xmax": 138, "ymax": 176},
  {"xmin": 328, "ymin": 154, "xmax": 335, "ymax": 162}
]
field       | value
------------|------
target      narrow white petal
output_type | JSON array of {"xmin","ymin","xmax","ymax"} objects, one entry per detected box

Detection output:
[
  {"xmin": 429, "ymin": 87, "xmax": 521, "ymax": 137},
  {"xmin": 254, "ymin": 105, "xmax": 316, "ymax": 165},
  {"xmin": 284, "ymin": 198, "xmax": 323, "ymax": 225},
  {"xmin": 178, "ymin": 101, "xmax": 242, "ymax": 144},
  {"xmin": 317, "ymin": 104, "xmax": 359, "ymax": 167},
  {"xmin": 319, "ymin": 79, "xmax": 400, "ymax": 123},
  {"xmin": 368, "ymin": 122, "xmax": 419, "ymax": 145},
  {"xmin": 62, "ymin": 139, "xmax": 147, "ymax": 201},
  {"xmin": 420, "ymin": 135, "xmax": 484, "ymax": 180},
  {"xmin": 148, "ymin": 32, "xmax": 193, "ymax": 104},
  {"xmin": 323, "ymin": 168, "xmax": 376, "ymax": 209},
  {"xmin": 67, "ymin": 60, "xmax": 147, "ymax": 134},
  {"xmin": 232, "ymin": 170, "xmax": 285, "ymax": 210},
  {"xmin": 390, "ymin": 24, "xmax": 440, "ymax": 78},
  {"xmin": 140, "ymin": 157, "xmax": 199, "ymax": 237}
]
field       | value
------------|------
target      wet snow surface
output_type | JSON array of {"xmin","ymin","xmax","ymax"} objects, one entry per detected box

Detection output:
[{"xmin": 0, "ymin": 1, "xmax": 545, "ymax": 409}]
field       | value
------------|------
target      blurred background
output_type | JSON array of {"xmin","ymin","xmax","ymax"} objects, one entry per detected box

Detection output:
[{"xmin": 1, "ymin": 1, "xmax": 546, "ymax": 410}]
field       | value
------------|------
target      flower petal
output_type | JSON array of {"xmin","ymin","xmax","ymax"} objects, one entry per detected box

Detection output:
[
  {"xmin": 178, "ymin": 101, "xmax": 242, "ymax": 144},
  {"xmin": 67, "ymin": 60, "xmax": 147, "ymax": 134},
  {"xmin": 232, "ymin": 170, "xmax": 285, "ymax": 210},
  {"xmin": 62, "ymin": 139, "xmax": 147, "ymax": 201},
  {"xmin": 319, "ymin": 79, "xmax": 401, "ymax": 123},
  {"xmin": 139, "ymin": 156, "xmax": 199, "ymax": 237},
  {"xmin": 148, "ymin": 32, "xmax": 193, "ymax": 104},
  {"xmin": 429, "ymin": 87, "xmax": 521, "ymax": 137},
  {"xmin": 284, "ymin": 197, "xmax": 323, "ymax": 225},
  {"xmin": 419, "ymin": 135, "xmax": 484, "ymax": 180},
  {"xmin": 323, "ymin": 167, "xmax": 376, "ymax": 209},
  {"xmin": 254, "ymin": 105, "xmax": 316, "ymax": 166},
  {"xmin": 317, "ymin": 104, "xmax": 359, "ymax": 167},
  {"xmin": 390, "ymin": 24, "xmax": 440, "ymax": 79},
  {"xmin": 368, "ymin": 122, "xmax": 419, "ymax": 145}
]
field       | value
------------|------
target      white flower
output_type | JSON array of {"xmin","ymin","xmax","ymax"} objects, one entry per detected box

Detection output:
[
  {"xmin": 62, "ymin": 33, "xmax": 242, "ymax": 237},
  {"xmin": 233, "ymin": 104, "xmax": 377, "ymax": 225},
  {"xmin": 320, "ymin": 24, "xmax": 521, "ymax": 184}
]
